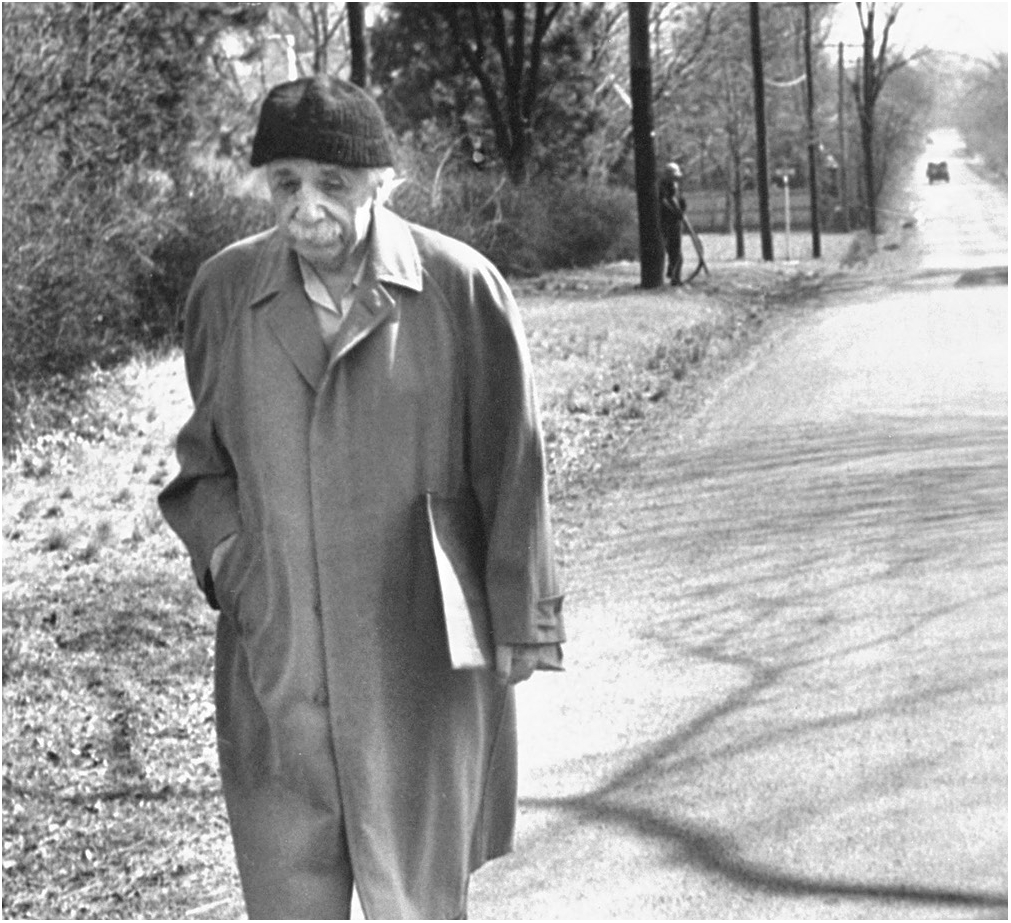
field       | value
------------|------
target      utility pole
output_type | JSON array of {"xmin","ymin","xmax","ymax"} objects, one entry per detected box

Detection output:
[
  {"xmin": 749, "ymin": 3, "xmax": 773, "ymax": 261},
  {"xmin": 629, "ymin": 2, "xmax": 664, "ymax": 289},
  {"xmin": 348, "ymin": 2, "xmax": 367, "ymax": 87},
  {"xmin": 837, "ymin": 42, "xmax": 850, "ymax": 231},
  {"xmin": 803, "ymin": 3, "xmax": 821, "ymax": 258}
]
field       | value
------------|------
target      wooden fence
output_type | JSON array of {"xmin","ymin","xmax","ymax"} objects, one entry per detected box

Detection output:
[{"xmin": 684, "ymin": 187, "xmax": 847, "ymax": 233}]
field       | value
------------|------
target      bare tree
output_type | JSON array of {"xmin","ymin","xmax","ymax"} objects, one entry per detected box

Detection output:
[
  {"xmin": 851, "ymin": 1, "xmax": 923, "ymax": 234},
  {"xmin": 282, "ymin": 2, "xmax": 346, "ymax": 75},
  {"xmin": 441, "ymin": 3, "xmax": 564, "ymax": 184},
  {"xmin": 721, "ymin": 55, "xmax": 751, "ymax": 258}
]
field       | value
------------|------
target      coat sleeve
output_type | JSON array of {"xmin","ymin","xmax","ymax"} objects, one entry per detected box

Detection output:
[
  {"xmin": 464, "ymin": 262, "xmax": 565, "ymax": 648},
  {"xmin": 158, "ymin": 263, "xmax": 242, "ymax": 605}
]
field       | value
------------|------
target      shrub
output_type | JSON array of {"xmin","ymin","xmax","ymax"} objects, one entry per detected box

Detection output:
[
  {"xmin": 2, "ymin": 157, "xmax": 156, "ymax": 445},
  {"xmin": 392, "ymin": 160, "xmax": 637, "ymax": 276},
  {"xmin": 1, "ymin": 3, "xmax": 269, "ymax": 452},
  {"xmin": 2, "ymin": 156, "xmax": 271, "ymax": 452},
  {"xmin": 133, "ymin": 161, "xmax": 273, "ymax": 343},
  {"xmin": 956, "ymin": 55, "xmax": 1008, "ymax": 179},
  {"xmin": 532, "ymin": 182, "xmax": 638, "ymax": 269}
]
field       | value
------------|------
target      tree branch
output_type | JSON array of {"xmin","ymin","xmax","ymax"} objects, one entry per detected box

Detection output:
[
  {"xmin": 875, "ymin": 3, "xmax": 901, "ymax": 84},
  {"xmin": 523, "ymin": 2, "xmax": 560, "ymax": 119},
  {"xmin": 489, "ymin": 4, "xmax": 510, "ymax": 77},
  {"xmin": 443, "ymin": 6, "xmax": 509, "ymax": 158},
  {"xmin": 510, "ymin": 2, "xmax": 526, "ymax": 95}
]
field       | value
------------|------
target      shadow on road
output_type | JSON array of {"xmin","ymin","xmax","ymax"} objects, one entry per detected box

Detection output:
[
  {"xmin": 520, "ymin": 792, "xmax": 1008, "ymax": 911},
  {"xmin": 519, "ymin": 412, "xmax": 1008, "ymax": 914}
]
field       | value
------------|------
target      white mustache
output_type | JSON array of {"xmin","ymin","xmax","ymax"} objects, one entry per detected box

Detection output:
[{"xmin": 288, "ymin": 222, "xmax": 343, "ymax": 248}]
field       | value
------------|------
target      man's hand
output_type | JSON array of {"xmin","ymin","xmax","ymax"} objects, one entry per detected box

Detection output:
[
  {"xmin": 210, "ymin": 533, "xmax": 238, "ymax": 582},
  {"xmin": 494, "ymin": 644, "xmax": 563, "ymax": 685}
]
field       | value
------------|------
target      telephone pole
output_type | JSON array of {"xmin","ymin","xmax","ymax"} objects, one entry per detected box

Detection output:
[
  {"xmin": 629, "ymin": 2, "xmax": 664, "ymax": 288},
  {"xmin": 804, "ymin": 3, "xmax": 822, "ymax": 258},
  {"xmin": 348, "ymin": 2, "xmax": 367, "ymax": 87},
  {"xmin": 749, "ymin": 3, "xmax": 774, "ymax": 261}
]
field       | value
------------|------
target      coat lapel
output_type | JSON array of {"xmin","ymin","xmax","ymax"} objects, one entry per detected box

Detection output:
[
  {"xmin": 246, "ymin": 209, "xmax": 424, "ymax": 383},
  {"xmin": 329, "ymin": 206, "xmax": 423, "ymax": 366},
  {"xmin": 329, "ymin": 283, "xmax": 399, "ymax": 366},
  {"xmin": 263, "ymin": 290, "xmax": 329, "ymax": 391},
  {"xmin": 246, "ymin": 236, "xmax": 328, "ymax": 392}
]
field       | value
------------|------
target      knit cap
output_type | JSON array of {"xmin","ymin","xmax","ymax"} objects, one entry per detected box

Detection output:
[{"xmin": 250, "ymin": 77, "xmax": 394, "ymax": 168}]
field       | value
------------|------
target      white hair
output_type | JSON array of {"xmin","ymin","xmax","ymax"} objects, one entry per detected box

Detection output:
[{"xmin": 368, "ymin": 166, "xmax": 403, "ymax": 206}]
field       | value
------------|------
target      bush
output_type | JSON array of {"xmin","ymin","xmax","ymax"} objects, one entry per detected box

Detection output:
[
  {"xmin": 391, "ymin": 145, "xmax": 637, "ymax": 276},
  {"xmin": 133, "ymin": 162, "xmax": 273, "ymax": 343},
  {"xmin": 2, "ymin": 159, "xmax": 155, "ymax": 444},
  {"xmin": 2, "ymin": 156, "xmax": 271, "ymax": 453},
  {"xmin": 956, "ymin": 55, "xmax": 1008, "ymax": 180},
  {"xmin": 1, "ymin": 3, "xmax": 269, "ymax": 452},
  {"xmin": 532, "ymin": 182, "xmax": 639, "ymax": 269}
]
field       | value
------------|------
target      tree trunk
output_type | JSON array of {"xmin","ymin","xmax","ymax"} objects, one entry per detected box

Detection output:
[
  {"xmin": 860, "ymin": 33, "xmax": 878, "ymax": 234},
  {"xmin": 860, "ymin": 107, "xmax": 877, "ymax": 234},
  {"xmin": 837, "ymin": 41, "xmax": 851, "ymax": 231},
  {"xmin": 441, "ymin": 3, "xmax": 560, "ymax": 186},
  {"xmin": 731, "ymin": 144, "xmax": 745, "ymax": 259},
  {"xmin": 628, "ymin": 2, "xmax": 664, "ymax": 289},
  {"xmin": 854, "ymin": 3, "xmax": 881, "ymax": 235}
]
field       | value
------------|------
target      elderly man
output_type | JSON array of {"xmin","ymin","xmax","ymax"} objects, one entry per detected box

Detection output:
[{"xmin": 159, "ymin": 77, "xmax": 564, "ymax": 920}]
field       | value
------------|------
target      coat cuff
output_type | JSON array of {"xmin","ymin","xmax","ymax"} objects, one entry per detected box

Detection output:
[
  {"xmin": 495, "ymin": 642, "xmax": 564, "ymax": 675},
  {"xmin": 536, "ymin": 594, "xmax": 564, "ymax": 634},
  {"xmin": 491, "ymin": 593, "xmax": 565, "ymax": 646}
]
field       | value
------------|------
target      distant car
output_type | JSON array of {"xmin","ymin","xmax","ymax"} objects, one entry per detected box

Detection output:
[{"xmin": 927, "ymin": 161, "xmax": 950, "ymax": 183}]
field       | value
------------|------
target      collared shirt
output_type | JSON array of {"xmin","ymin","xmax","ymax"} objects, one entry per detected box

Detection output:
[{"xmin": 298, "ymin": 251, "xmax": 367, "ymax": 351}]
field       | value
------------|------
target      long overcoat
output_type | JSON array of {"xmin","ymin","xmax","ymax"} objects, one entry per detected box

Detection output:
[{"xmin": 159, "ymin": 206, "xmax": 564, "ymax": 919}]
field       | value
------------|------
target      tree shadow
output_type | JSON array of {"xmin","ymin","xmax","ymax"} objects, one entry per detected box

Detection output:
[
  {"xmin": 521, "ymin": 789, "xmax": 1008, "ymax": 910},
  {"xmin": 520, "ymin": 411, "xmax": 1008, "ymax": 912}
]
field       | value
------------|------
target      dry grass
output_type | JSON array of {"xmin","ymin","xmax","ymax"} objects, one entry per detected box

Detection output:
[{"xmin": 1, "ymin": 238, "xmax": 852, "ymax": 919}]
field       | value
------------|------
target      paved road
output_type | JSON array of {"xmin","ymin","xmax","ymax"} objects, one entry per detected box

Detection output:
[{"xmin": 469, "ymin": 133, "xmax": 1007, "ymax": 919}]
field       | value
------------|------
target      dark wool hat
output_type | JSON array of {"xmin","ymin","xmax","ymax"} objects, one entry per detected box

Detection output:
[{"xmin": 250, "ymin": 77, "xmax": 394, "ymax": 168}]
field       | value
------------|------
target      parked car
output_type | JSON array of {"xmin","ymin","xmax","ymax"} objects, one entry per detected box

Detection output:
[{"xmin": 927, "ymin": 161, "xmax": 950, "ymax": 183}]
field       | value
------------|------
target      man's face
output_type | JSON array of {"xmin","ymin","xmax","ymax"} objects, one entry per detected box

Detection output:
[{"xmin": 266, "ymin": 159, "xmax": 376, "ymax": 273}]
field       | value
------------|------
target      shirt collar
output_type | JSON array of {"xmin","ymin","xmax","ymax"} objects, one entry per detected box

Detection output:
[
  {"xmin": 297, "ymin": 250, "xmax": 367, "ymax": 314},
  {"xmin": 248, "ymin": 205, "xmax": 423, "ymax": 310}
]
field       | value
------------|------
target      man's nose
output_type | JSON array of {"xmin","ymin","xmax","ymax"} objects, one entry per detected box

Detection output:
[{"xmin": 293, "ymin": 185, "xmax": 328, "ymax": 220}]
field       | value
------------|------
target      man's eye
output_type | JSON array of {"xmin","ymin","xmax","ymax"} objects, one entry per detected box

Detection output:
[
  {"xmin": 322, "ymin": 181, "xmax": 346, "ymax": 195},
  {"xmin": 274, "ymin": 179, "xmax": 300, "ymax": 194}
]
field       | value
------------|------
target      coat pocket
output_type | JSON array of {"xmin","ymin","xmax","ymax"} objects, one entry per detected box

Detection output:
[
  {"xmin": 424, "ymin": 492, "xmax": 494, "ymax": 670},
  {"xmin": 212, "ymin": 533, "xmax": 260, "ymax": 621}
]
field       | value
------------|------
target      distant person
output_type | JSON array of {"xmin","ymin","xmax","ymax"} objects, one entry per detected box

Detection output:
[
  {"xmin": 159, "ymin": 76, "xmax": 564, "ymax": 920},
  {"xmin": 659, "ymin": 161, "xmax": 687, "ymax": 286}
]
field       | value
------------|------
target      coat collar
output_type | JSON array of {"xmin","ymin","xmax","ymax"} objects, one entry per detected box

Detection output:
[
  {"xmin": 369, "ymin": 205, "xmax": 424, "ymax": 294},
  {"xmin": 245, "ymin": 208, "xmax": 422, "ymax": 392},
  {"xmin": 247, "ymin": 205, "xmax": 423, "ymax": 310}
]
